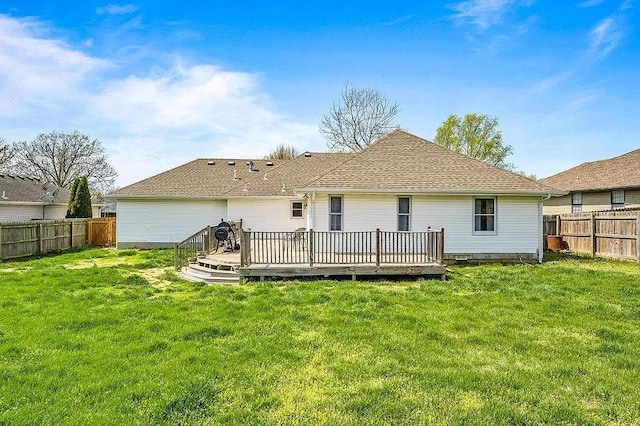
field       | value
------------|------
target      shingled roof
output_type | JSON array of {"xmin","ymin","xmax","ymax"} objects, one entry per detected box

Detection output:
[
  {"xmin": 0, "ymin": 174, "xmax": 71, "ymax": 204},
  {"xmin": 299, "ymin": 130, "xmax": 559, "ymax": 195},
  {"xmin": 539, "ymin": 148, "xmax": 640, "ymax": 192},
  {"xmin": 224, "ymin": 152, "xmax": 353, "ymax": 197}
]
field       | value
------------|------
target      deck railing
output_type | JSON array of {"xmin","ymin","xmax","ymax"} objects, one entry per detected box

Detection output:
[
  {"xmin": 174, "ymin": 226, "xmax": 214, "ymax": 270},
  {"xmin": 240, "ymin": 228, "xmax": 444, "ymax": 267}
]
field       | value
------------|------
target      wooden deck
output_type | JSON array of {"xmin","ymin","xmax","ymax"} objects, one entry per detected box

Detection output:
[
  {"xmin": 176, "ymin": 227, "xmax": 447, "ymax": 281},
  {"xmin": 239, "ymin": 262, "xmax": 446, "ymax": 280}
]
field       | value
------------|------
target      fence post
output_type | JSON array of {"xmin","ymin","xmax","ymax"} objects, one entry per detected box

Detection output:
[
  {"xmin": 37, "ymin": 223, "xmax": 43, "ymax": 254},
  {"xmin": 87, "ymin": 220, "xmax": 92, "ymax": 246},
  {"xmin": 636, "ymin": 214, "xmax": 640, "ymax": 263},
  {"xmin": 591, "ymin": 212, "xmax": 597, "ymax": 256},
  {"xmin": 0, "ymin": 225, "xmax": 3, "ymax": 261},
  {"xmin": 556, "ymin": 215, "xmax": 561, "ymax": 236},
  {"xmin": 309, "ymin": 229, "xmax": 314, "ymax": 267},
  {"xmin": 375, "ymin": 228, "xmax": 381, "ymax": 266},
  {"xmin": 70, "ymin": 220, "xmax": 74, "ymax": 248}
]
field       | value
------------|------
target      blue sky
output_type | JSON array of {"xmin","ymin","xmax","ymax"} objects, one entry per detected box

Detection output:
[{"xmin": 0, "ymin": 1, "xmax": 637, "ymax": 186}]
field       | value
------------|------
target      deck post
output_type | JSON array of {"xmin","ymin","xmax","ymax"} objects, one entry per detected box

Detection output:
[
  {"xmin": 439, "ymin": 228, "xmax": 445, "ymax": 264},
  {"xmin": 375, "ymin": 228, "xmax": 380, "ymax": 267},
  {"xmin": 309, "ymin": 229, "xmax": 314, "ymax": 267},
  {"xmin": 239, "ymin": 228, "xmax": 245, "ymax": 267},
  {"xmin": 206, "ymin": 225, "xmax": 211, "ymax": 253}
]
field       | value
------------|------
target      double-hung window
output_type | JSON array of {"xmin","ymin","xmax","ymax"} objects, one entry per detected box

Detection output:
[
  {"xmin": 329, "ymin": 196, "xmax": 343, "ymax": 231},
  {"xmin": 474, "ymin": 198, "xmax": 496, "ymax": 233},
  {"xmin": 291, "ymin": 201, "xmax": 304, "ymax": 218},
  {"xmin": 398, "ymin": 197, "xmax": 411, "ymax": 231},
  {"xmin": 571, "ymin": 192, "xmax": 582, "ymax": 214},
  {"xmin": 611, "ymin": 190, "xmax": 625, "ymax": 210}
]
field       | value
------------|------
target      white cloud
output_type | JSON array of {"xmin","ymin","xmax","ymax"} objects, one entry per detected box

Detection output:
[
  {"xmin": 96, "ymin": 4, "xmax": 139, "ymax": 16},
  {"xmin": 529, "ymin": 70, "xmax": 575, "ymax": 94},
  {"xmin": 0, "ymin": 14, "xmax": 320, "ymax": 187},
  {"xmin": 450, "ymin": 0, "xmax": 518, "ymax": 30},
  {"xmin": 588, "ymin": 17, "xmax": 622, "ymax": 59}
]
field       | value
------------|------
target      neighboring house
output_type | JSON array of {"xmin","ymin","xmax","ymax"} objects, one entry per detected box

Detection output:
[
  {"xmin": 112, "ymin": 130, "xmax": 561, "ymax": 262},
  {"xmin": 0, "ymin": 174, "xmax": 101, "ymax": 222},
  {"xmin": 540, "ymin": 148, "xmax": 640, "ymax": 215}
]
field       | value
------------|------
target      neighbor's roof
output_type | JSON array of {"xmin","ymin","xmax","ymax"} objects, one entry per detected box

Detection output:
[
  {"xmin": 539, "ymin": 148, "xmax": 640, "ymax": 192},
  {"xmin": 0, "ymin": 174, "xmax": 71, "ymax": 204},
  {"xmin": 223, "ymin": 152, "xmax": 353, "ymax": 197},
  {"xmin": 299, "ymin": 130, "xmax": 560, "ymax": 195},
  {"xmin": 110, "ymin": 159, "xmax": 291, "ymax": 198}
]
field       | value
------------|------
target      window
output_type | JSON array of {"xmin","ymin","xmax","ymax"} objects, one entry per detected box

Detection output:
[
  {"xmin": 611, "ymin": 190, "xmax": 625, "ymax": 210},
  {"xmin": 398, "ymin": 197, "xmax": 411, "ymax": 231},
  {"xmin": 571, "ymin": 192, "xmax": 582, "ymax": 214},
  {"xmin": 474, "ymin": 198, "xmax": 496, "ymax": 232},
  {"xmin": 291, "ymin": 201, "xmax": 304, "ymax": 218},
  {"xmin": 329, "ymin": 196, "xmax": 343, "ymax": 231}
]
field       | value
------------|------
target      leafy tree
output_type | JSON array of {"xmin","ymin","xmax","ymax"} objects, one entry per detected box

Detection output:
[
  {"xmin": 434, "ymin": 113, "xmax": 513, "ymax": 169},
  {"xmin": 11, "ymin": 131, "xmax": 117, "ymax": 192},
  {"xmin": 0, "ymin": 138, "xmax": 13, "ymax": 169},
  {"xmin": 320, "ymin": 84, "xmax": 400, "ymax": 152},
  {"xmin": 265, "ymin": 143, "xmax": 298, "ymax": 160},
  {"xmin": 67, "ymin": 177, "xmax": 92, "ymax": 218},
  {"xmin": 66, "ymin": 178, "xmax": 81, "ymax": 218}
]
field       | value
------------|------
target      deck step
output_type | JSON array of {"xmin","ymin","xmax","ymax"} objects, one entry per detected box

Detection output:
[
  {"xmin": 189, "ymin": 264, "xmax": 240, "ymax": 276},
  {"xmin": 196, "ymin": 257, "xmax": 239, "ymax": 271},
  {"xmin": 180, "ymin": 267, "xmax": 241, "ymax": 284}
]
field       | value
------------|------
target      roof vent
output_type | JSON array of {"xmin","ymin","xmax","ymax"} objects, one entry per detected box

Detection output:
[
  {"xmin": 207, "ymin": 160, "xmax": 215, "ymax": 165},
  {"xmin": 1, "ymin": 191, "xmax": 8, "ymax": 200},
  {"xmin": 227, "ymin": 161, "xmax": 236, "ymax": 166},
  {"xmin": 266, "ymin": 161, "xmax": 274, "ymax": 166},
  {"xmin": 233, "ymin": 170, "xmax": 238, "ymax": 181},
  {"xmin": 304, "ymin": 152, "xmax": 311, "ymax": 157},
  {"xmin": 281, "ymin": 183, "xmax": 286, "ymax": 193},
  {"xmin": 243, "ymin": 184, "xmax": 249, "ymax": 192},
  {"xmin": 248, "ymin": 160, "xmax": 256, "ymax": 172},
  {"xmin": 263, "ymin": 173, "xmax": 268, "ymax": 181}
]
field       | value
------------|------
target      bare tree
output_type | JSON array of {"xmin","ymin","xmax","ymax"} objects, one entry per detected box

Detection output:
[
  {"xmin": 11, "ymin": 131, "xmax": 117, "ymax": 192},
  {"xmin": 265, "ymin": 143, "xmax": 298, "ymax": 160},
  {"xmin": 320, "ymin": 84, "xmax": 400, "ymax": 152},
  {"xmin": 0, "ymin": 138, "xmax": 13, "ymax": 170}
]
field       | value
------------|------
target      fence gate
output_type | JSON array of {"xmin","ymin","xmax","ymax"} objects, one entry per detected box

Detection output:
[{"xmin": 88, "ymin": 218, "xmax": 116, "ymax": 247}]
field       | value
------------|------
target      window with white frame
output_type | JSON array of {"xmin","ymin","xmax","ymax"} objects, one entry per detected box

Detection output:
[
  {"xmin": 398, "ymin": 197, "xmax": 411, "ymax": 231},
  {"xmin": 611, "ymin": 190, "xmax": 625, "ymax": 210},
  {"xmin": 329, "ymin": 195, "xmax": 343, "ymax": 231},
  {"xmin": 571, "ymin": 192, "xmax": 582, "ymax": 214},
  {"xmin": 474, "ymin": 198, "xmax": 496, "ymax": 232},
  {"xmin": 291, "ymin": 201, "xmax": 304, "ymax": 218}
]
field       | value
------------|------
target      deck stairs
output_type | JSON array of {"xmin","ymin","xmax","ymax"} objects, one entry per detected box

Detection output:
[{"xmin": 180, "ymin": 255, "xmax": 242, "ymax": 285}]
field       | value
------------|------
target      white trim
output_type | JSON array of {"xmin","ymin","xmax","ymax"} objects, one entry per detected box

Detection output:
[
  {"xmin": 472, "ymin": 197, "xmax": 497, "ymax": 235},
  {"xmin": 397, "ymin": 196, "xmax": 411, "ymax": 231},
  {"xmin": 296, "ymin": 188, "xmax": 566, "ymax": 196},
  {"xmin": 290, "ymin": 200, "xmax": 304, "ymax": 219},
  {"xmin": 329, "ymin": 195, "xmax": 343, "ymax": 231}
]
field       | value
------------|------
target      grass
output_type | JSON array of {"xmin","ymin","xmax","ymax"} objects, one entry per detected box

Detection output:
[{"xmin": 1, "ymin": 248, "xmax": 639, "ymax": 424}]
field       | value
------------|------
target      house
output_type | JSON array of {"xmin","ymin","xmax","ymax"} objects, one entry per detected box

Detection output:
[
  {"xmin": 112, "ymin": 130, "xmax": 560, "ymax": 263},
  {"xmin": 0, "ymin": 174, "xmax": 102, "ymax": 222},
  {"xmin": 540, "ymin": 148, "xmax": 640, "ymax": 215}
]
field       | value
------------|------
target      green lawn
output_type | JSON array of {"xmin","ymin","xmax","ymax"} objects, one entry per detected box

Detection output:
[{"xmin": 1, "ymin": 249, "xmax": 639, "ymax": 425}]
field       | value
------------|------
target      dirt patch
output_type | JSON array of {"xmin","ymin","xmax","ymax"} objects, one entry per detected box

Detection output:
[
  {"xmin": 139, "ymin": 267, "xmax": 176, "ymax": 289},
  {"xmin": 67, "ymin": 258, "xmax": 129, "ymax": 269}
]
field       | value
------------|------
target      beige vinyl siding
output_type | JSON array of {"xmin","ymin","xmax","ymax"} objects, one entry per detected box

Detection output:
[
  {"xmin": 227, "ymin": 198, "xmax": 305, "ymax": 232},
  {"xmin": 544, "ymin": 189, "xmax": 640, "ymax": 215},
  {"xmin": 0, "ymin": 205, "xmax": 44, "ymax": 222},
  {"xmin": 43, "ymin": 205, "xmax": 67, "ymax": 220},
  {"xmin": 310, "ymin": 193, "xmax": 541, "ymax": 258},
  {"xmin": 116, "ymin": 199, "xmax": 227, "ymax": 248}
]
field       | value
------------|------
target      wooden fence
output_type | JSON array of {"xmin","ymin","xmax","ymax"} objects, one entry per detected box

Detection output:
[
  {"xmin": 88, "ymin": 218, "xmax": 116, "ymax": 246},
  {"xmin": 543, "ymin": 211, "xmax": 640, "ymax": 261},
  {"xmin": 0, "ymin": 218, "xmax": 116, "ymax": 261}
]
